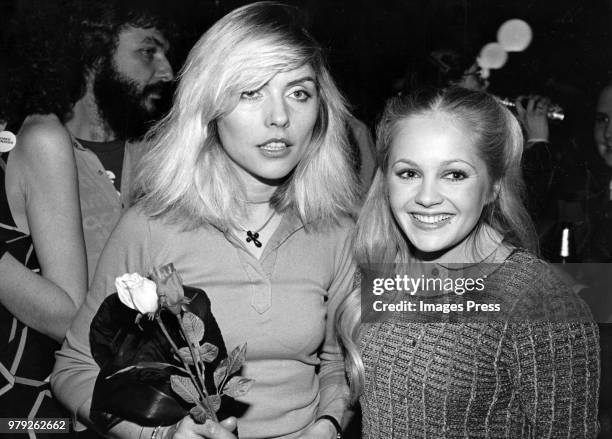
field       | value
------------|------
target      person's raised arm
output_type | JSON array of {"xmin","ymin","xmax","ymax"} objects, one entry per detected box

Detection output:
[
  {"xmin": 1, "ymin": 115, "xmax": 87, "ymax": 341},
  {"xmin": 515, "ymin": 95, "xmax": 550, "ymax": 147}
]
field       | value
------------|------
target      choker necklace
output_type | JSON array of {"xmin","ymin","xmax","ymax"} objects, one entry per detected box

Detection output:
[
  {"xmin": 237, "ymin": 197, "xmax": 272, "ymax": 205},
  {"xmin": 243, "ymin": 199, "xmax": 272, "ymax": 205},
  {"xmin": 237, "ymin": 211, "xmax": 277, "ymax": 248}
]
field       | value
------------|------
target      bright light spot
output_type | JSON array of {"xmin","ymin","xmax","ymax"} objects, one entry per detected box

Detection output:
[
  {"xmin": 478, "ymin": 43, "xmax": 508, "ymax": 69},
  {"xmin": 497, "ymin": 19, "xmax": 532, "ymax": 52}
]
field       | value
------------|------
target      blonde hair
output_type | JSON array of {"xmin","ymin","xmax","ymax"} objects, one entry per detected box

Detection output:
[
  {"xmin": 132, "ymin": 2, "xmax": 359, "ymax": 230},
  {"xmin": 338, "ymin": 87, "xmax": 538, "ymax": 400}
]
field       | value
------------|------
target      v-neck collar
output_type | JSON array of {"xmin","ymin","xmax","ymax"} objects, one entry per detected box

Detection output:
[{"xmin": 224, "ymin": 210, "xmax": 306, "ymax": 261}]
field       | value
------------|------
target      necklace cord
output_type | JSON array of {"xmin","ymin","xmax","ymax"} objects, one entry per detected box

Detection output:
[{"xmin": 237, "ymin": 210, "xmax": 277, "ymax": 234}]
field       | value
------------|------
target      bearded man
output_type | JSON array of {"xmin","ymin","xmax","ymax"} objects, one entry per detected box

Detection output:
[{"xmin": 37, "ymin": 1, "xmax": 174, "ymax": 279}]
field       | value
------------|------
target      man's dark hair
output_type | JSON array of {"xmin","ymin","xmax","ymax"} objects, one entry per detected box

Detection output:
[
  {"xmin": 1, "ymin": 0, "xmax": 175, "ymax": 128},
  {"xmin": 71, "ymin": 0, "xmax": 176, "ymax": 103},
  {"xmin": 1, "ymin": 0, "xmax": 79, "ymax": 128},
  {"xmin": 398, "ymin": 47, "xmax": 478, "ymax": 95}
]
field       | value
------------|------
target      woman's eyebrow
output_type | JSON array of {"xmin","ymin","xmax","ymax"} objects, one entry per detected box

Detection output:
[
  {"xmin": 391, "ymin": 158, "xmax": 418, "ymax": 167},
  {"xmin": 285, "ymin": 76, "xmax": 317, "ymax": 87},
  {"xmin": 440, "ymin": 159, "xmax": 477, "ymax": 171}
]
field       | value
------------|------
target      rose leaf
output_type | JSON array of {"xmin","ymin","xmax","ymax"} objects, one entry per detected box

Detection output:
[
  {"xmin": 170, "ymin": 375, "xmax": 199, "ymax": 404},
  {"xmin": 223, "ymin": 376, "xmax": 254, "ymax": 399},
  {"xmin": 199, "ymin": 343, "xmax": 219, "ymax": 363},
  {"xmin": 182, "ymin": 312, "xmax": 205, "ymax": 345}
]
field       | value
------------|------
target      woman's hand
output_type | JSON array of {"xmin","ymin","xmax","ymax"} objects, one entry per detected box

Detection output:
[
  {"xmin": 515, "ymin": 95, "xmax": 550, "ymax": 146},
  {"xmin": 161, "ymin": 416, "xmax": 238, "ymax": 439}
]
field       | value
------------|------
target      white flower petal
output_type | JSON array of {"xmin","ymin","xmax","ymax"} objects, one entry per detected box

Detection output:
[
  {"xmin": 131, "ymin": 278, "xmax": 159, "ymax": 314},
  {"xmin": 115, "ymin": 275, "xmax": 136, "ymax": 310}
]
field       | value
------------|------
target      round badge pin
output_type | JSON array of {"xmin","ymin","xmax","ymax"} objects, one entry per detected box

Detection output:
[{"xmin": 0, "ymin": 131, "xmax": 17, "ymax": 153}]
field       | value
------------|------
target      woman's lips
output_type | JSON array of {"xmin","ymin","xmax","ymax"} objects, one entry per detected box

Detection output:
[
  {"xmin": 410, "ymin": 213, "xmax": 454, "ymax": 229},
  {"xmin": 257, "ymin": 137, "xmax": 292, "ymax": 158},
  {"xmin": 258, "ymin": 139, "xmax": 292, "ymax": 157},
  {"xmin": 259, "ymin": 141, "xmax": 288, "ymax": 151}
]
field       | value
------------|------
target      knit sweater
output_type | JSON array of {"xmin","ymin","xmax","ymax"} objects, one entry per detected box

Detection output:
[{"xmin": 359, "ymin": 250, "xmax": 600, "ymax": 438}]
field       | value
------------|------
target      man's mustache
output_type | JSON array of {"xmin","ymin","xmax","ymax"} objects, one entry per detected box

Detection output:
[{"xmin": 143, "ymin": 81, "xmax": 171, "ymax": 98}]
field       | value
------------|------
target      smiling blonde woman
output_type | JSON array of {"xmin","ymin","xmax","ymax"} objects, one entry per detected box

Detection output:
[{"xmin": 338, "ymin": 87, "xmax": 600, "ymax": 438}]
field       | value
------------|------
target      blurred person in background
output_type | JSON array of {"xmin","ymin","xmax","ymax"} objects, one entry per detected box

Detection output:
[
  {"xmin": 396, "ymin": 48, "xmax": 489, "ymax": 94},
  {"xmin": 7, "ymin": 0, "xmax": 176, "ymax": 283},
  {"xmin": 0, "ymin": 10, "xmax": 87, "ymax": 433},
  {"xmin": 578, "ymin": 77, "xmax": 612, "ymax": 439}
]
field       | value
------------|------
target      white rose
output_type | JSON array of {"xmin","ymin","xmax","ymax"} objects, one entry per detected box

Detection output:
[{"xmin": 115, "ymin": 273, "xmax": 159, "ymax": 314}]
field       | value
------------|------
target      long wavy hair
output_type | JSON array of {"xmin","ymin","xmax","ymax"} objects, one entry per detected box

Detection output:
[
  {"xmin": 133, "ymin": 1, "xmax": 359, "ymax": 230},
  {"xmin": 337, "ymin": 87, "xmax": 538, "ymax": 399}
]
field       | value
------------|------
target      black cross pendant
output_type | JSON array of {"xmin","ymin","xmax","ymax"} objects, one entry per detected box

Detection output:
[{"xmin": 246, "ymin": 231, "xmax": 262, "ymax": 248}]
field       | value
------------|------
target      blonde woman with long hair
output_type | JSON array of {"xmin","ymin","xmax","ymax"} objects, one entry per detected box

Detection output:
[
  {"xmin": 52, "ymin": 3, "xmax": 359, "ymax": 439},
  {"xmin": 338, "ymin": 87, "xmax": 600, "ymax": 438}
]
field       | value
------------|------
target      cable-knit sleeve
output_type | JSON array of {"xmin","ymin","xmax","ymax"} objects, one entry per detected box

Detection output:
[{"xmin": 508, "ymin": 265, "xmax": 600, "ymax": 438}]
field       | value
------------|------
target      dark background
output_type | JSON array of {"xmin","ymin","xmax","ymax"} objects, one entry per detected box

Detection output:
[
  {"xmin": 2, "ymin": 0, "xmax": 612, "ymax": 130},
  {"xmin": 1, "ymin": 2, "xmax": 611, "ymax": 436}
]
